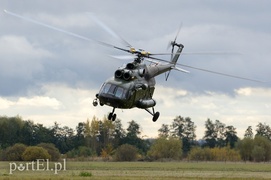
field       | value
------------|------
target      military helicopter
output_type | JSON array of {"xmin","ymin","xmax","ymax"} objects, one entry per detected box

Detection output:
[
  {"xmin": 92, "ymin": 40, "xmax": 185, "ymax": 122},
  {"xmin": 87, "ymin": 15, "xmax": 262, "ymax": 122},
  {"xmin": 4, "ymin": 10, "xmax": 263, "ymax": 122}
]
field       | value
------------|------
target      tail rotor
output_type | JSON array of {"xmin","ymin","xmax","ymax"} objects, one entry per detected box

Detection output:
[
  {"xmin": 168, "ymin": 23, "xmax": 182, "ymax": 60},
  {"xmin": 165, "ymin": 24, "xmax": 184, "ymax": 80}
]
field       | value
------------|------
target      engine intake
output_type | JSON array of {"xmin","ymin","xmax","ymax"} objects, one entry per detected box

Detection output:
[
  {"xmin": 123, "ymin": 70, "xmax": 132, "ymax": 80},
  {"xmin": 126, "ymin": 63, "xmax": 135, "ymax": 70},
  {"xmin": 115, "ymin": 70, "xmax": 123, "ymax": 78}
]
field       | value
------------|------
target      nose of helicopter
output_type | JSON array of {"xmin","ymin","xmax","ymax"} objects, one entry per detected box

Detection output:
[{"xmin": 98, "ymin": 93, "xmax": 129, "ymax": 109}]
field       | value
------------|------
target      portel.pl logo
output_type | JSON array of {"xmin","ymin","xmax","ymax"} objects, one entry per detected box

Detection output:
[{"xmin": 9, "ymin": 159, "xmax": 66, "ymax": 174}]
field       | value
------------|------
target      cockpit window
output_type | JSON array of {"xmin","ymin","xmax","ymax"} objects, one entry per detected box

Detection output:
[
  {"xmin": 108, "ymin": 84, "xmax": 116, "ymax": 95},
  {"xmin": 100, "ymin": 83, "xmax": 127, "ymax": 99},
  {"xmin": 102, "ymin": 83, "xmax": 111, "ymax": 94},
  {"xmin": 115, "ymin": 87, "xmax": 124, "ymax": 98}
]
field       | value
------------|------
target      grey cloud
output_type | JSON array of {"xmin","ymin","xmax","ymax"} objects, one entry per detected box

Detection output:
[{"xmin": 0, "ymin": 0, "xmax": 270, "ymax": 98}]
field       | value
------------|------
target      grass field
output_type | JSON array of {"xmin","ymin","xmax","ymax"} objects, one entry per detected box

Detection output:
[{"xmin": 1, "ymin": 161, "xmax": 271, "ymax": 179}]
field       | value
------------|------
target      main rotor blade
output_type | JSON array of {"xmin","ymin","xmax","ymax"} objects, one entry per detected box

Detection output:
[
  {"xmin": 4, "ymin": 10, "xmax": 130, "ymax": 53},
  {"xmin": 87, "ymin": 13, "xmax": 132, "ymax": 48},
  {"xmin": 149, "ymin": 52, "xmax": 182, "ymax": 56},
  {"xmin": 147, "ymin": 54, "xmax": 264, "ymax": 83},
  {"xmin": 182, "ymin": 52, "xmax": 241, "ymax": 55},
  {"xmin": 110, "ymin": 55, "xmax": 136, "ymax": 60},
  {"xmin": 177, "ymin": 63, "xmax": 265, "ymax": 83}
]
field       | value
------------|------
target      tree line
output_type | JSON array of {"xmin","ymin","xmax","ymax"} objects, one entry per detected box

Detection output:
[{"xmin": 0, "ymin": 115, "xmax": 271, "ymax": 162}]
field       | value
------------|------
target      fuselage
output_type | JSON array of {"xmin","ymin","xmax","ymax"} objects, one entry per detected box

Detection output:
[
  {"xmin": 97, "ymin": 61, "xmax": 174, "ymax": 109},
  {"xmin": 96, "ymin": 43, "xmax": 184, "ymax": 111}
]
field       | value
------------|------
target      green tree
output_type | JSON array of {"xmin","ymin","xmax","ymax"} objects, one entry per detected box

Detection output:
[
  {"xmin": 210, "ymin": 147, "xmax": 240, "ymax": 161},
  {"xmin": 158, "ymin": 124, "xmax": 170, "ymax": 138},
  {"xmin": 253, "ymin": 135, "xmax": 271, "ymax": 161},
  {"xmin": 251, "ymin": 146, "xmax": 265, "ymax": 162},
  {"xmin": 123, "ymin": 120, "xmax": 148, "ymax": 153},
  {"xmin": 188, "ymin": 147, "xmax": 213, "ymax": 161},
  {"xmin": 87, "ymin": 117, "xmax": 99, "ymax": 152},
  {"xmin": 127, "ymin": 120, "xmax": 141, "ymax": 138},
  {"xmin": 97, "ymin": 117, "xmax": 115, "ymax": 149},
  {"xmin": 203, "ymin": 119, "xmax": 217, "ymax": 148},
  {"xmin": 171, "ymin": 116, "xmax": 185, "ymax": 138},
  {"xmin": 147, "ymin": 137, "xmax": 182, "ymax": 160},
  {"xmin": 20, "ymin": 120, "xmax": 35, "ymax": 145},
  {"xmin": 101, "ymin": 143, "xmax": 114, "ymax": 161},
  {"xmin": 204, "ymin": 119, "xmax": 226, "ymax": 148},
  {"xmin": 84, "ymin": 118, "xmax": 91, "ymax": 148},
  {"xmin": 0, "ymin": 116, "xmax": 24, "ymax": 148},
  {"xmin": 237, "ymin": 138, "xmax": 254, "ymax": 161},
  {"xmin": 238, "ymin": 135, "xmax": 271, "ymax": 162},
  {"xmin": 171, "ymin": 116, "xmax": 196, "ymax": 154},
  {"xmin": 22, "ymin": 146, "xmax": 51, "ymax": 161},
  {"xmin": 112, "ymin": 119, "xmax": 126, "ymax": 148},
  {"xmin": 224, "ymin": 125, "xmax": 238, "ymax": 148},
  {"xmin": 3, "ymin": 143, "xmax": 27, "ymax": 161},
  {"xmin": 114, "ymin": 144, "xmax": 138, "ymax": 161},
  {"xmin": 244, "ymin": 126, "xmax": 253, "ymax": 139},
  {"xmin": 66, "ymin": 146, "xmax": 96, "ymax": 158},
  {"xmin": 51, "ymin": 122, "xmax": 74, "ymax": 153},
  {"xmin": 77, "ymin": 146, "xmax": 95, "ymax": 157},
  {"xmin": 37, "ymin": 143, "xmax": 61, "ymax": 161},
  {"xmin": 33, "ymin": 123, "xmax": 54, "ymax": 145},
  {"xmin": 256, "ymin": 123, "xmax": 271, "ymax": 140},
  {"xmin": 214, "ymin": 120, "xmax": 225, "ymax": 147},
  {"xmin": 74, "ymin": 122, "xmax": 85, "ymax": 148},
  {"xmin": 188, "ymin": 147, "xmax": 240, "ymax": 162}
]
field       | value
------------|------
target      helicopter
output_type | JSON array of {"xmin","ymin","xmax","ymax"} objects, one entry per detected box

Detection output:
[
  {"xmin": 4, "ymin": 10, "xmax": 263, "ymax": 122},
  {"xmin": 92, "ymin": 41, "xmax": 186, "ymax": 122}
]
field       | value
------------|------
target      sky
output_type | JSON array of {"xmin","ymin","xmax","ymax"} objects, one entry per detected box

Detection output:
[{"xmin": 0, "ymin": 0, "xmax": 271, "ymax": 139}]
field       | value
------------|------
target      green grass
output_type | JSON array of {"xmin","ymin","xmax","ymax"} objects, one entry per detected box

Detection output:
[
  {"xmin": 1, "ymin": 161, "xmax": 271, "ymax": 179},
  {"xmin": 79, "ymin": 171, "xmax": 92, "ymax": 177}
]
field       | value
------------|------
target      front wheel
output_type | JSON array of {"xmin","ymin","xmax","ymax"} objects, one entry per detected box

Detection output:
[
  {"xmin": 152, "ymin": 112, "xmax": 160, "ymax": 122},
  {"xmin": 108, "ymin": 113, "xmax": 117, "ymax": 121},
  {"xmin": 112, "ymin": 114, "xmax": 117, "ymax": 121}
]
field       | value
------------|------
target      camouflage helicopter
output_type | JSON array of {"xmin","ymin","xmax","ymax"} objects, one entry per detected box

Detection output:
[
  {"xmin": 87, "ymin": 16, "xmax": 262, "ymax": 122},
  {"xmin": 4, "ymin": 10, "xmax": 263, "ymax": 122},
  {"xmin": 92, "ymin": 40, "xmax": 186, "ymax": 122}
]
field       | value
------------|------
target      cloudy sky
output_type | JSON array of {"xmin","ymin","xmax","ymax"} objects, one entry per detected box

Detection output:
[{"xmin": 1, "ymin": 0, "xmax": 271, "ymax": 138}]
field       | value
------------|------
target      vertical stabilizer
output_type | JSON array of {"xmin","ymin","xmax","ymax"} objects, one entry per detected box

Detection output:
[
  {"xmin": 171, "ymin": 43, "xmax": 184, "ymax": 64},
  {"xmin": 165, "ymin": 43, "xmax": 184, "ymax": 80}
]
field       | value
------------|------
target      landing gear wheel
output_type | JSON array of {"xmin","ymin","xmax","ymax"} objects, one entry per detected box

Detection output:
[
  {"xmin": 108, "ymin": 112, "xmax": 113, "ymax": 120},
  {"xmin": 145, "ymin": 108, "xmax": 160, "ymax": 122},
  {"xmin": 108, "ymin": 108, "xmax": 117, "ymax": 121},
  {"xmin": 112, "ymin": 114, "xmax": 117, "ymax": 121},
  {"xmin": 152, "ymin": 112, "xmax": 160, "ymax": 122},
  {"xmin": 108, "ymin": 113, "xmax": 117, "ymax": 121}
]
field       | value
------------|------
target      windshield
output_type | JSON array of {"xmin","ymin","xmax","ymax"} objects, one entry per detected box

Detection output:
[{"xmin": 100, "ymin": 83, "xmax": 127, "ymax": 99}]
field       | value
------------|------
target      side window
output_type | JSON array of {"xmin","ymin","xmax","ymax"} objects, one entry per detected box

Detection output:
[
  {"xmin": 122, "ymin": 89, "xmax": 127, "ymax": 99},
  {"xmin": 108, "ymin": 84, "xmax": 116, "ymax": 95},
  {"xmin": 115, "ymin": 87, "xmax": 124, "ymax": 98},
  {"xmin": 101, "ymin": 83, "xmax": 111, "ymax": 94}
]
